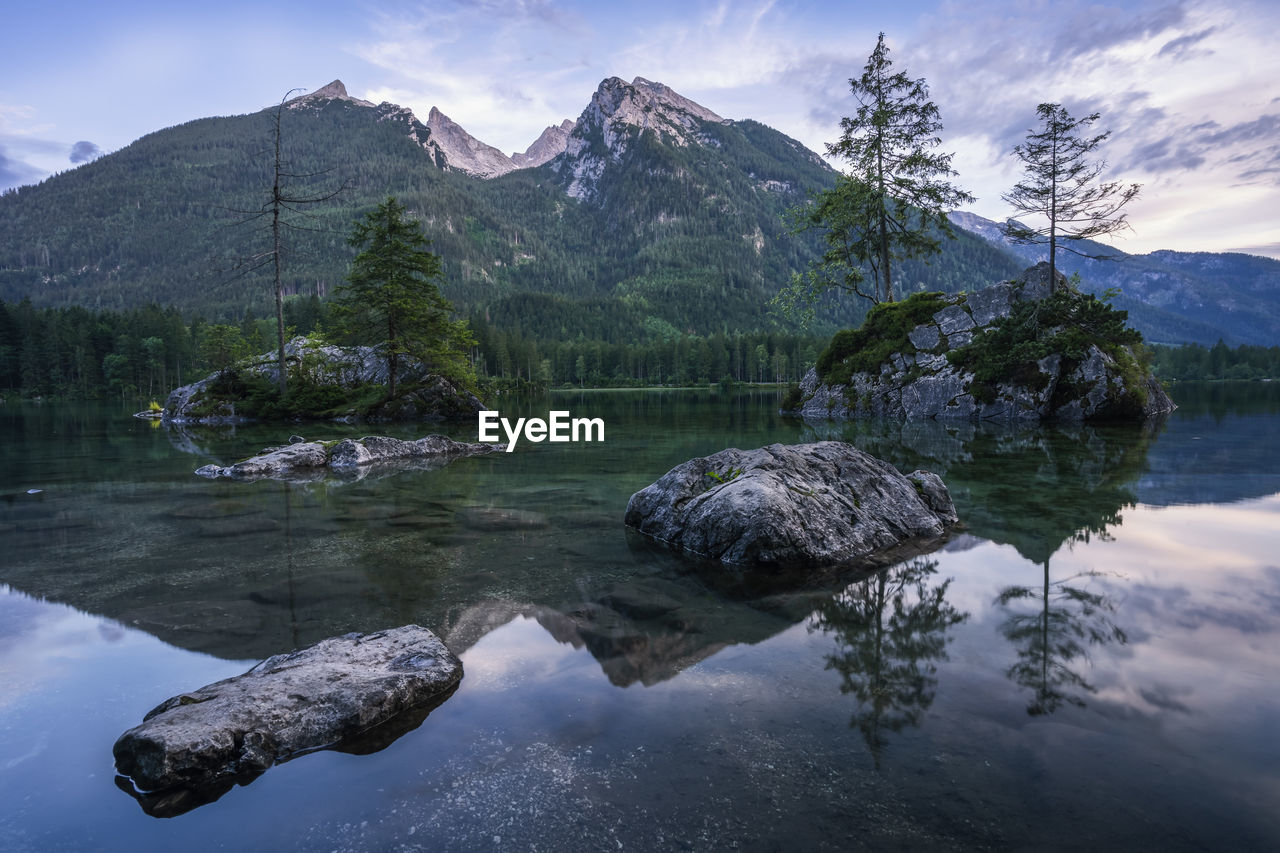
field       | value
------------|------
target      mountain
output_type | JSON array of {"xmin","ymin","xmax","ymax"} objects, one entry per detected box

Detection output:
[
  {"xmin": 287, "ymin": 79, "xmax": 374, "ymax": 109},
  {"xmin": 0, "ymin": 77, "xmax": 1017, "ymax": 341},
  {"xmin": 511, "ymin": 119, "xmax": 575, "ymax": 169},
  {"xmin": 949, "ymin": 211, "xmax": 1280, "ymax": 345},
  {"xmin": 552, "ymin": 76, "xmax": 733, "ymax": 199},
  {"xmin": 425, "ymin": 107, "xmax": 520, "ymax": 178}
]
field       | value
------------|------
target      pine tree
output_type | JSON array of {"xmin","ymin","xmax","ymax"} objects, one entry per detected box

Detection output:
[
  {"xmin": 1002, "ymin": 104, "xmax": 1141, "ymax": 287},
  {"xmin": 790, "ymin": 32, "xmax": 973, "ymax": 309},
  {"xmin": 331, "ymin": 197, "xmax": 474, "ymax": 398}
]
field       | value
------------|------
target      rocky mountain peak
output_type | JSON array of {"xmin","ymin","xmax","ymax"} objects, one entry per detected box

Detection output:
[
  {"xmin": 314, "ymin": 79, "xmax": 350, "ymax": 99},
  {"xmin": 511, "ymin": 118, "xmax": 576, "ymax": 168},
  {"xmin": 425, "ymin": 108, "xmax": 518, "ymax": 178},
  {"xmin": 585, "ymin": 76, "xmax": 724, "ymax": 134},
  {"xmin": 286, "ymin": 80, "xmax": 375, "ymax": 109},
  {"xmin": 557, "ymin": 76, "xmax": 728, "ymax": 199},
  {"xmin": 628, "ymin": 77, "xmax": 724, "ymax": 124}
]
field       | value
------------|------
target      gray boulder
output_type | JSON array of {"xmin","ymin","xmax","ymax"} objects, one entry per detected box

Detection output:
[
  {"xmin": 195, "ymin": 434, "xmax": 502, "ymax": 482},
  {"xmin": 624, "ymin": 442, "xmax": 956, "ymax": 567},
  {"xmin": 113, "ymin": 626, "xmax": 461, "ymax": 802}
]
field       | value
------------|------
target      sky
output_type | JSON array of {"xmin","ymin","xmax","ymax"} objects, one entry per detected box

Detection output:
[{"xmin": 2, "ymin": 0, "xmax": 1278, "ymax": 258}]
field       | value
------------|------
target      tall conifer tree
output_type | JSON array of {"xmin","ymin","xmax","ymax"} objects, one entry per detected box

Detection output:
[
  {"xmin": 1002, "ymin": 104, "xmax": 1141, "ymax": 287},
  {"xmin": 792, "ymin": 33, "xmax": 973, "ymax": 308},
  {"xmin": 331, "ymin": 197, "xmax": 473, "ymax": 398}
]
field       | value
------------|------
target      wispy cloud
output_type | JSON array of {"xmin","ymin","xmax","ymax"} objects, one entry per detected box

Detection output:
[
  {"xmin": 0, "ymin": 146, "xmax": 43, "ymax": 190},
  {"xmin": 1157, "ymin": 26, "xmax": 1218, "ymax": 60}
]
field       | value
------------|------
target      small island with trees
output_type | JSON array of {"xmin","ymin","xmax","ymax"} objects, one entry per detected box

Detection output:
[
  {"xmin": 777, "ymin": 33, "xmax": 1170, "ymax": 423},
  {"xmin": 164, "ymin": 196, "xmax": 484, "ymax": 424}
]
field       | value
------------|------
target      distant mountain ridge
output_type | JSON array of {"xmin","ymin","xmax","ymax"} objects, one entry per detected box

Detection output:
[{"xmin": 948, "ymin": 211, "xmax": 1280, "ymax": 345}]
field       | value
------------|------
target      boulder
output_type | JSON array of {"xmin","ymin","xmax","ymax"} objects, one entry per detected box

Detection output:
[
  {"xmin": 113, "ymin": 626, "xmax": 461, "ymax": 805},
  {"xmin": 195, "ymin": 434, "xmax": 502, "ymax": 482},
  {"xmin": 623, "ymin": 442, "xmax": 956, "ymax": 567}
]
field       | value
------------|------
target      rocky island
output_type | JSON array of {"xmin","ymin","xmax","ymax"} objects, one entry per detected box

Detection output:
[
  {"xmin": 790, "ymin": 264, "xmax": 1175, "ymax": 423},
  {"xmin": 165, "ymin": 336, "xmax": 484, "ymax": 425}
]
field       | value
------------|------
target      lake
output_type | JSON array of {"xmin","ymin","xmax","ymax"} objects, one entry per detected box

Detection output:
[{"xmin": 1, "ymin": 384, "xmax": 1278, "ymax": 851}]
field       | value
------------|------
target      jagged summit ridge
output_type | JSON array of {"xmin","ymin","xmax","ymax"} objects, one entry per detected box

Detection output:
[
  {"xmin": 557, "ymin": 76, "xmax": 729, "ymax": 199},
  {"xmin": 627, "ymin": 77, "xmax": 724, "ymax": 124},
  {"xmin": 578, "ymin": 76, "xmax": 725, "ymax": 146},
  {"xmin": 512, "ymin": 119, "xmax": 575, "ymax": 168},
  {"xmin": 283, "ymin": 76, "xmax": 727, "ymax": 186},
  {"xmin": 426, "ymin": 107, "xmax": 519, "ymax": 178}
]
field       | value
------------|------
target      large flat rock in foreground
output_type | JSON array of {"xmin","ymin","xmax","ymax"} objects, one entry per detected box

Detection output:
[
  {"xmin": 624, "ymin": 442, "xmax": 957, "ymax": 567},
  {"xmin": 113, "ymin": 626, "xmax": 462, "ymax": 800}
]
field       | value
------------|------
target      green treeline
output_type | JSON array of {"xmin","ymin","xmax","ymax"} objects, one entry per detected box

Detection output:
[
  {"xmin": 1148, "ymin": 341, "xmax": 1280, "ymax": 380},
  {"xmin": 0, "ymin": 296, "xmax": 324, "ymax": 401},
  {"xmin": 469, "ymin": 313, "xmax": 823, "ymax": 387},
  {"xmin": 4, "ymin": 293, "xmax": 1276, "ymax": 401},
  {"xmin": 0, "ymin": 295, "xmax": 823, "ymax": 400}
]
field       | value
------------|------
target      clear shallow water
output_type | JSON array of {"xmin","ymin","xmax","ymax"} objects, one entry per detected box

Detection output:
[{"xmin": 1, "ymin": 386, "xmax": 1278, "ymax": 851}]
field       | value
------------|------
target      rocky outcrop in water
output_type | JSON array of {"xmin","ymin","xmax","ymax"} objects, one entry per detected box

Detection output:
[
  {"xmin": 195, "ymin": 434, "xmax": 502, "ymax": 482},
  {"xmin": 112, "ymin": 626, "xmax": 461, "ymax": 815},
  {"xmin": 164, "ymin": 336, "xmax": 484, "ymax": 424},
  {"xmin": 794, "ymin": 264, "xmax": 1175, "ymax": 423},
  {"xmin": 624, "ymin": 442, "xmax": 956, "ymax": 568}
]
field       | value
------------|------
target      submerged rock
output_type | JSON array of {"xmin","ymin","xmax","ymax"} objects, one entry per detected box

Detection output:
[
  {"xmin": 624, "ymin": 442, "xmax": 956, "ymax": 567},
  {"xmin": 195, "ymin": 434, "xmax": 502, "ymax": 482},
  {"xmin": 113, "ymin": 625, "xmax": 461, "ymax": 812}
]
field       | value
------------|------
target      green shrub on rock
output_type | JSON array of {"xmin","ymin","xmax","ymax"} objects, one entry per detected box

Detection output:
[
  {"xmin": 817, "ymin": 292, "xmax": 951, "ymax": 384},
  {"xmin": 947, "ymin": 289, "xmax": 1142, "ymax": 389}
]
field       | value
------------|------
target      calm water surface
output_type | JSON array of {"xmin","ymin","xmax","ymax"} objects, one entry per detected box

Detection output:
[{"xmin": 1, "ymin": 385, "xmax": 1278, "ymax": 851}]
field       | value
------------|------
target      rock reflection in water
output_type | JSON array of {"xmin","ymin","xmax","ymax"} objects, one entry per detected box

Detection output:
[{"xmin": 809, "ymin": 558, "xmax": 967, "ymax": 767}]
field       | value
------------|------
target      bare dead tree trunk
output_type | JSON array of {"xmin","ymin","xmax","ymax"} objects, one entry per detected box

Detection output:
[{"xmin": 272, "ymin": 102, "xmax": 288, "ymax": 396}]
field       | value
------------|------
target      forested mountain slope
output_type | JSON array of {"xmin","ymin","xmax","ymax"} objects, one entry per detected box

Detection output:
[{"xmin": 0, "ymin": 77, "xmax": 1019, "ymax": 343}]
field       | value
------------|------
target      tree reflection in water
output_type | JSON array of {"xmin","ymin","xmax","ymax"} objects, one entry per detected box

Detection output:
[
  {"xmin": 996, "ymin": 557, "xmax": 1127, "ymax": 715},
  {"xmin": 810, "ymin": 558, "xmax": 967, "ymax": 768}
]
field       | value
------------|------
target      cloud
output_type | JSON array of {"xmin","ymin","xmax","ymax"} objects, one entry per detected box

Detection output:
[
  {"xmin": 351, "ymin": 0, "xmax": 597, "ymax": 154},
  {"xmin": 0, "ymin": 145, "xmax": 44, "ymax": 191},
  {"xmin": 1227, "ymin": 241, "xmax": 1280, "ymax": 259},
  {"xmin": 1157, "ymin": 26, "xmax": 1218, "ymax": 60},
  {"xmin": 1115, "ymin": 112, "xmax": 1280, "ymax": 182},
  {"xmin": 1050, "ymin": 0, "xmax": 1189, "ymax": 60},
  {"xmin": 69, "ymin": 140, "xmax": 100, "ymax": 164}
]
